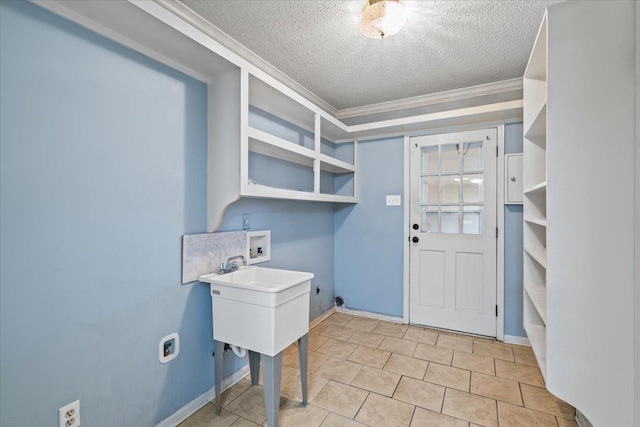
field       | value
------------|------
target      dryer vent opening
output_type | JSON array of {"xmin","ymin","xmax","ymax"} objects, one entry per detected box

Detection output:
[{"xmin": 335, "ymin": 296, "xmax": 344, "ymax": 307}]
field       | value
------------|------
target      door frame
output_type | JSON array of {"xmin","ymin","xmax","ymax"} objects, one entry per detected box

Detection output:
[{"xmin": 403, "ymin": 124, "xmax": 506, "ymax": 341}]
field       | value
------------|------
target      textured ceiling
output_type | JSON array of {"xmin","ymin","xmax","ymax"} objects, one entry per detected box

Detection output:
[{"xmin": 181, "ymin": 0, "xmax": 561, "ymax": 110}]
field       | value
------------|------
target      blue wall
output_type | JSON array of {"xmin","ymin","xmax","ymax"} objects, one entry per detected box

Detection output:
[
  {"xmin": 504, "ymin": 123, "xmax": 525, "ymax": 337},
  {"xmin": 334, "ymin": 137, "xmax": 405, "ymax": 317},
  {"xmin": 0, "ymin": 2, "xmax": 213, "ymax": 426}
]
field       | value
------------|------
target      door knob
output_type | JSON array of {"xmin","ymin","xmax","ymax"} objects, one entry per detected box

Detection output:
[
  {"xmin": 412, "ymin": 224, "xmax": 419, "ymax": 230},
  {"xmin": 412, "ymin": 236, "xmax": 419, "ymax": 243}
]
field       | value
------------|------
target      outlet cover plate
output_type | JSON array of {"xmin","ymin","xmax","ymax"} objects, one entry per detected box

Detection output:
[
  {"xmin": 386, "ymin": 195, "xmax": 401, "ymax": 206},
  {"xmin": 242, "ymin": 214, "xmax": 250, "ymax": 230},
  {"xmin": 59, "ymin": 400, "xmax": 80, "ymax": 427}
]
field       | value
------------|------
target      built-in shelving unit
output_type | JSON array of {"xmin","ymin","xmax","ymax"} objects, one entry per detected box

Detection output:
[{"xmin": 522, "ymin": 12, "xmax": 548, "ymax": 380}]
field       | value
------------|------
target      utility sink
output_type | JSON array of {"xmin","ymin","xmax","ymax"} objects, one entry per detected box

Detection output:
[{"xmin": 200, "ymin": 266, "xmax": 314, "ymax": 356}]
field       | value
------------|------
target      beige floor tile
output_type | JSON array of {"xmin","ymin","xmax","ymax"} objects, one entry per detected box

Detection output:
[
  {"xmin": 225, "ymin": 386, "xmax": 285, "ymax": 425},
  {"xmin": 452, "ymin": 351, "xmax": 495, "ymax": 376},
  {"xmin": 323, "ymin": 313, "xmax": 355, "ymax": 326},
  {"xmin": 383, "ymin": 353, "xmax": 428, "ymax": 380},
  {"xmin": 402, "ymin": 327, "xmax": 438, "ymax": 345},
  {"xmin": 231, "ymin": 418, "xmax": 261, "ymax": 427},
  {"xmin": 413, "ymin": 343, "xmax": 454, "ymax": 365},
  {"xmin": 441, "ymin": 388, "xmax": 498, "ymax": 427},
  {"xmin": 372, "ymin": 321, "xmax": 409, "ymax": 338},
  {"xmin": 378, "ymin": 336, "xmax": 418, "ymax": 357},
  {"xmin": 557, "ymin": 416, "xmax": 578, "ymax": 427},
  {"xmin": 410, "ymin": 407, "xmax": 468, "ymax": 427},
  {"xmin": 437, "ymin": 335, "xmax": 474, "ymax": 353},
  {"xmin": 520, "ymin": 384, "xmax": 575, "ymax": 419},
  {"xmin": 511, "ymin": 346, "xmax": 537, "ymax": 367},
  {"xmin": 348, "ymin": 330, "xmax": 386, "ymax": 348},
  {"xmin": 320, "ymin": 325, "xmax": 357, "ymax": 341},
  {"xmin": 179, "ymin": 406, "xmax": 239, "ymax": 427},
  {"xmin": 348, "ymin": 345, "xmax": 391, "ymax": 368},
  {"xmin": 473, "ymin": 341, "xmax": 514, "ymax": 362},
  {"xmin": 345, "ymin": 316, "xmax": 380, "ymax": 332},
  {"xmin": 393, "ymin": 376, "xmax": 445, "ymax": 412},
  {"xmin": 315, "ymin": 357, "xmax": 363, "ymax": 384},
  {"xmin": 283, "ymin": 348, "xmax": 328, "ymax": 372},
  {"xmin": 263, "ymin": 400, "xmax": 329, "ymax": 427},
  {"xmin": 497, "ymin": 401, "xmax": 557, "ymax": 427},
  {"xmin": 308, "ymin": 334, "xmax": 330, "ymax": 352},
  {"xmin": 355, "ymin": 392, "xmax": 415, "ymax": 427},
  {"xmin": 221, "ymin": 379, "xmax": 253, "ymax": 407},
  {"xmin": 494, "ymin": 360, "xmax": 544, "ymax": 387},
  {"xmin": 470, "ymin": 372, "xmax": 522, "ymax": 406},
  {"xmin": 320, "ymin": 413, "xmax": 367, "ymax": 427},
  {"xmin": 311, "ymin": 380, "xmax": 369, "ymax": 419},
  {"xmin": 280, "ymin": 368, "xmax": 329, "ymax": 402},
  {"xmin": 350, "ymin": 365, "xmax": 401, "ymax": 397},
  {"xmin": 316, "ymin": 338, "xmax": 358, "ymax": 359},
  {"xmin": 424, "ymin": 363, "xmax": 471, "ymax": 392}
]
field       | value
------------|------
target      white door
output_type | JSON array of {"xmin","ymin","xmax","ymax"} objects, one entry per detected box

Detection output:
[{"xmin": 409, "ymin": 129, "xmax": 497, "ymax": 337}]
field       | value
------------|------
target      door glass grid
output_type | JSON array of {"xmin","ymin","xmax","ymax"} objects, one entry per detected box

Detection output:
[{"xmin": 420, "ymin": 141, "xmax": 484, "ymax": 234}]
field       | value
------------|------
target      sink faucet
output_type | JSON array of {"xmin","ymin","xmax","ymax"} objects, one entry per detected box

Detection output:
[{"xmin": 218, "ymin": 255, "xmax": 246, "ymax": 274}]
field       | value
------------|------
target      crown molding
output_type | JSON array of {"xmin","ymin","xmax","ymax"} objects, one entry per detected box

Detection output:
[
  {"xmin": 336, "ymin": 78, "xmax": 523, "ymax": 119},
  {"xmin": 158, "ymin": 0, "xmax": 338, "ymax": 116}
]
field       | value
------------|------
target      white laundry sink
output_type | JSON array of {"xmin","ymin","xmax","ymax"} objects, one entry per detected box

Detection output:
[{"xmin": 200, "ymin": 266, "xmax": 313, "ymax": 356}]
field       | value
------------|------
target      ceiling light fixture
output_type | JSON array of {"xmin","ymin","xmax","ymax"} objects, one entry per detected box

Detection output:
[{"xmin": 359, "ymin": 0, "xmax": 407, "ymax": 40}]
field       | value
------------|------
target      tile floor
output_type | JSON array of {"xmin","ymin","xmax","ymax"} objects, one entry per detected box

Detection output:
[{"xmin": 180, "ymin": 313, "xmax": 576, "ymax": 427}]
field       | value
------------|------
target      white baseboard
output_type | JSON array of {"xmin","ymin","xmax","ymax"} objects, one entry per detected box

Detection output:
[
  {"xmin": 503, "ymin": 335, "xmax": 531, "ymax": 346},
  {"xmin": 310, "ymin": 307, "xmax": 335, "ymax": 330},
  {"xmin": 575, "ymin": 410, "xmax": 594, "ymax": 427},
  {"xmin": 335, "ymin": 306, "xmax": 404, "ymax": 324},
  {"xmin": 156, "ymin": 364, "xmax": 251, "ymax": 427}
]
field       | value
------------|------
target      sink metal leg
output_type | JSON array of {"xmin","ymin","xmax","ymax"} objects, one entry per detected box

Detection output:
[
  {"xmin": 213, "ymin": 340, "xmax": 225, "ymax": 415},
  {"xmin": 248, "ymin": 350, "xmax": 261, "ymax": 386},
  {"xmin": 297, "ymin": 334, "xmax": 308, "ymax": 406},
  {"xmin": 262, "ymin": 352, "xmax": 283, "ymax": 427}
]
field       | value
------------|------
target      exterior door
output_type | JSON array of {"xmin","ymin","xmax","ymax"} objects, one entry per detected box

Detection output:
[{"xmin": 409, "ymin": 129, "xmax": 497, "ymax": 336}]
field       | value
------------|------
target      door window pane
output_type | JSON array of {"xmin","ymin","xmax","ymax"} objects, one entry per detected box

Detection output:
[
  {"xmin": 441, "ymin": 175, "xmax": 460, "ymax": 204},
  {"xmin": 422, "ymin": 207, "xmax": 439, "ymax": 233},
  {"xmin": 441, "ymin": 144, "xmax": 460, "ymax": 173},
  {"xmin": 441, "ymin": 206, "xmax": 460, "ymax": 234},
  {"xmin": 463, "ymin": 206, "xmax": 483, "ymax": 235},
  {"xmin": 462, "ymin": 174, "xmax": 483, "ymax": 203},
  {"xmin": 421, "ymin": 176, "xmax": 439, "ymax": 204},
  {"xmin": 463, "ymin": 141, "xmax": 483, "ymax": 172},
  {"xmin": 421, "ymin": 146, "xmax": 439, "ymax": 174}
]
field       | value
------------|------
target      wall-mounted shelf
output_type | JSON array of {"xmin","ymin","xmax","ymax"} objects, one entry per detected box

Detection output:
[
  {"xmin": 525, "ymin": 282, "xmax": 547, "ymax": 323},
  {"xmin": 525, "ymin": 245, "xmax": 547, "ymax": 269},
  {"xmin": 525, "ymin": 217, "xmax": 547, "ymax": 227},
  {"xmin": 524, "ymin": 182, "xmax": 546, "ymax": 195},
  {"xmin": 523, "ymin": 323, "xmax": 547, "ymax": 380}
]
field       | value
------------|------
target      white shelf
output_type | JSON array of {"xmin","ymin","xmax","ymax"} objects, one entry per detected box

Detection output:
[
  {"xmin": 524, "ymin": 181, "xmax": 547, "ymax": 195},
  {"xmin": 248, "ymin": 127, "xmax": 315, "ymax": 168},
  {"xmin": 525, "ymin": 245, "xmax": 547, "ymax": 269},
  {"xmin": 243, "ymin": 183, "xmax": 356, "ymax": 203},
  {"xmin": 525, "ymin": 283, "xmax": 547, "ymax": 324},
  {"xmin": 525, "ymin": 103, "xmax": 547, "ymax": 148},
  {"xmin": 523, "ymin": 323, "xmax": 547, "ymax": 380},
  {"xmin": 525, "ymin": 217, "xmax": 547, "ymax": 227}
]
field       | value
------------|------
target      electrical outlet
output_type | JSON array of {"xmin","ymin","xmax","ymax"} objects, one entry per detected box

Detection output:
[
  {"xmin": 59, "ymin": 400, "xmax": 80, "ymax": 427},
  {"xmin": 242, "ymin": 214, "xmax": 250, "ymax": 230}
]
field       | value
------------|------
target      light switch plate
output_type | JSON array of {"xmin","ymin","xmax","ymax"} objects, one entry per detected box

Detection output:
[{"xmin": 386, "ymin": 195, "xmax": 401, "ymax": 206}]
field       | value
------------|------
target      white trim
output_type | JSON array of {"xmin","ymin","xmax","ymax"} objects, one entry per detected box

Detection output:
[
  {"xmin": 575, "ymin": 410, "xmax": 594, "ymax": 427},
  {"xmin": 503, "ymin": 335, "xmax": 531, "ymax": 347},
  {"xmin": 403, "ymin": 136, "xmax": 411, "ymax": 324},
  {"xmin": 310, "ymin": 307, "xmax": 335, "ymax": 329},
  {"xmin": 154, "ymin": 0, "xmax": 337, "ymax": 116},
  {"xmin": 155, "ymin": 364, "xmax": 251, "ymax": 427},
  {"xmin": 334, "ymin": 306, "xmax": 404, "ymax": 324},
  {"xmin": 496, "ymin": 125, "xmax": 506, "ymax": 341},
  {"xmin": 635, "ymin": 3, "xmax": 639, "ymax": 425},
  {"xmin": 337, "ymin": 78, "xmax": 523, "ymax": 119}
]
